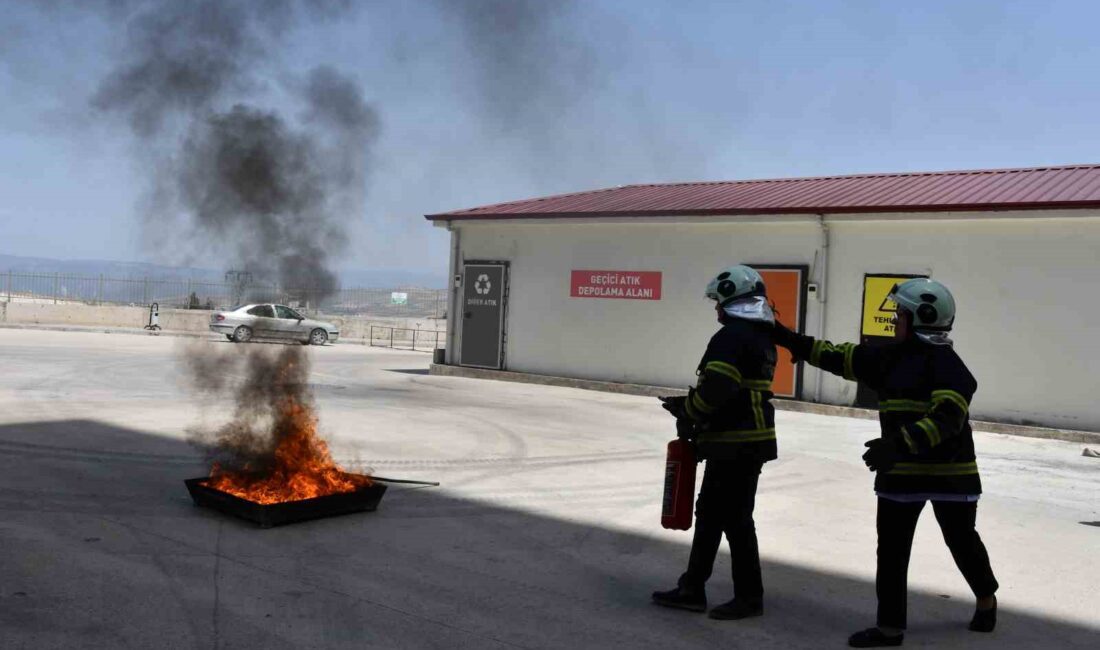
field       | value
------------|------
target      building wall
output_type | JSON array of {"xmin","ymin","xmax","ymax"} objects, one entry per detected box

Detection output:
[
  {"xmin": 454, "ymin": 218, "xmax": 824, "ymax": 392},
  {"xmin": 822, "ymin": 214, "xmax": 1100, "ymax": 431},
  {"xmin": 449, "ymin": 210, "xmax": 1100, "ymax": 431}
]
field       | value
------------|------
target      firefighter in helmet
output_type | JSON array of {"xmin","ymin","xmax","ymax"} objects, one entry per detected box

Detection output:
[
  {"xmin": 654, "ymin": 265, "xmax": 778, "ymax": 620},
  {"xmin": 772, "ymin": 278, "xmax": 998, "ymax": 647}
]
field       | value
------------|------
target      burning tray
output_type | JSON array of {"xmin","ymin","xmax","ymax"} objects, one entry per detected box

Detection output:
[{"xmin": 185, "ymin": 477, "xmax": 387, "ymax": 528}]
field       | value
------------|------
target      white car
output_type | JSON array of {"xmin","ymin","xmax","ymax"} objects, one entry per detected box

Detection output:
[{"xmin": 209, "ymin": 304, "xmax": 340, "ymax": 345}]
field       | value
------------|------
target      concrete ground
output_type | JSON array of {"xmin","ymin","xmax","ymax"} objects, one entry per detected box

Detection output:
[{"xmin": 0, "ymin": 329, "xmax": 1097, "ymax": 650}]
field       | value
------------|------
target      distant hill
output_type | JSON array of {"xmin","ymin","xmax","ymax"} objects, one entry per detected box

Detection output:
[{"xmin": 0, "ymin": 254, "xmax": 446, "ymax": 289}]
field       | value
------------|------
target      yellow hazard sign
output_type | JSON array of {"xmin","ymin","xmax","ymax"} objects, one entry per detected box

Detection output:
[{"xmin": 861, "ymin": 274, "xmax": 925, "ymax": 338}]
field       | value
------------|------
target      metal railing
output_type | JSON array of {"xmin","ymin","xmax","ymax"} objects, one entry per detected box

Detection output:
[
  {"xmin": 2, "ymin": 270, "xmax": 447, "ymax": 318},
  {"xmin": 368, "ymin": 325, "xmax": 445, "ymax": 353}
]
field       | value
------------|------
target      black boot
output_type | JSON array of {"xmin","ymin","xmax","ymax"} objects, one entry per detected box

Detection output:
[
  {"xmin": 651, "ymin": 586, "xmax": 707, "ymax": 612},
  {"xmin": 708, "ymin": 598, "xmax": 763, "ymax": 620},
  {"xmin": 969, "ymin": 596, "xmax": 997, "ymax": 633},
  {"xmin": 848, "ymin": 627, "xmax": 904, "ymax": 647}
]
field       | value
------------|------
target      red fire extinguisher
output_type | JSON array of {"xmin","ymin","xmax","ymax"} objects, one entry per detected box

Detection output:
[{"xmin": 662, "ymin": 438, "xmax": 697, "ymax": 530}]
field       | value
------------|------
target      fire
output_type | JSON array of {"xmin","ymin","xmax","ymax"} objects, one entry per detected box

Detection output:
[{"xmin": 198, "ymin": 349, "xmax": 371, "ymax": 505}]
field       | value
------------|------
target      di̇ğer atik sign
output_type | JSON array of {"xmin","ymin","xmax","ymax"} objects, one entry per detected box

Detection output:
[{"xmin": 570, "ymin": 270, "xmax": 662, "ymax": 300}]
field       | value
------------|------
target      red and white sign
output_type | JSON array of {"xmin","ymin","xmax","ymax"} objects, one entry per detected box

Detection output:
[{"xmin": 570, "ymin": 270, "xmax": 662, "ymax": 300}]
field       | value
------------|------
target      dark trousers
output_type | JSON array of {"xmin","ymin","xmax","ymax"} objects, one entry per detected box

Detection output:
[
  {"xmin": 679, "ymin": 458, "xmax": 764, "ymax": 602},
  {"xmin": 876, "ymin": 498, "xmax": 999, "ymax": 629}
]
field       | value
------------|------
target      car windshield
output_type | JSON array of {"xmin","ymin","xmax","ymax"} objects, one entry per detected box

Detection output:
[{"xmin": 276, "ymin": 306, "xmax": 303, "ymax": 320}]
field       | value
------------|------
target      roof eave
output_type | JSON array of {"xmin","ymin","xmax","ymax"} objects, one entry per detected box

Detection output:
[{"xmin": 424, "ymin": 201, "xmax": 1100, "ymax": 222}]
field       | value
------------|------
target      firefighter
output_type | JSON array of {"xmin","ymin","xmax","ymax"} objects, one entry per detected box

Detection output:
[
  {"xmin": 772, "ymin": 278, "xmax": 998, "ymax": 647},
  {"xmin": 653, "ymin": 265, "xmax": 778, "ymax": 620}
]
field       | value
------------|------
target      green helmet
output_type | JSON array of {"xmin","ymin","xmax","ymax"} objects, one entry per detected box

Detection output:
[
  {"xmin": 705, "ymin": 265, "xmax": 766, "ymax": 306},
  {"xmin": 888, "ymin": 278, "xmax": 956, "ymax": 331}
]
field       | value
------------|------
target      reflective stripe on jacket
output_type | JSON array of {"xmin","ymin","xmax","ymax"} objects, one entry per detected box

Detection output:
[
  {"xmin": 685, "ymin": 319, "xmax": 778, "ymax": 463},
  {"xmin": 791, "ymin": 336, "xmax": 980, "ymax": 495}
]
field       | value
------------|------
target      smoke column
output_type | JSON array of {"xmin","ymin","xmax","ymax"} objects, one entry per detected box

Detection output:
[
  {"xmin": 183, "ymin": 342, "xmax": 309, "ymax": 472},
  {"xmin": 93, "ymin": 0, "xmax": 375, "ymax": 302}
]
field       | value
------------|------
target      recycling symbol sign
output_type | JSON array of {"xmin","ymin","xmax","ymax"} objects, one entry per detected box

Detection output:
[{"xmin": 474, "ymin": 274, "xmax": 492, "ymax": 295}]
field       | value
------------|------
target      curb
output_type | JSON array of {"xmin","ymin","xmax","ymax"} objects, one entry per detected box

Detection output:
[{"xmin": 429, "ymin": 364, "xmax": 1100, "ymax": 446}]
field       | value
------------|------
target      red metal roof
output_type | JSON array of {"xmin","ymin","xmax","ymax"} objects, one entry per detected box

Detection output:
[{"xmin": 426, "ymin": 164, "xmax": 1100, "ymax": 221}]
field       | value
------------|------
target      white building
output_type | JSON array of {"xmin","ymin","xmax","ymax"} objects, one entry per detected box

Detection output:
[{"xmin": 427, "ymin": 165, "xmax": 1100, "ymax": 432}]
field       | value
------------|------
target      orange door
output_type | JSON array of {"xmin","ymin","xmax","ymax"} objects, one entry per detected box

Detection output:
[{"xmin": 756, "ymin": 267, "xmax": 806, "ymax": 399}]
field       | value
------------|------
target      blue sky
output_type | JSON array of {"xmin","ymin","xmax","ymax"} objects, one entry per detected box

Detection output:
[{"xmin": 2, "ymin": 0, "xmax": 1100, "ymax": 274}]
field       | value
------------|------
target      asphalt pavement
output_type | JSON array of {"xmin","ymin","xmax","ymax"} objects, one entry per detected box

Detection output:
[{"xmin": 0, "ymin": 329, "xmax": 1096, "ymax": 649}]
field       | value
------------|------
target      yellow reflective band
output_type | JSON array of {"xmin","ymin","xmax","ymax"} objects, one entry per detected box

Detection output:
[
  {"xmin": 705, "ymin": 361, "xmax": 742, "ymax": 384},
  {"xmin": 751, "ymin": 390, "xmax": 765, "ymax": 430},
  {"xmin": 901, "ymin": 427, "xmax": 919, "ymax": 454},
  {"xmin": 810, "ymin": 340, "xmax": 824, "ymax": 366},
  {"xmin": 879, "ymin": 399, "xmax": 930, "ymax": 413},
  {"xmin": 742, "ymin": 378, "xmax": 773, "ymax": 391},
  {"xmin": 809, "ymin": 340, "xmax": 856, "ymax": 380},
  {"xmin": 914, "ymin": 418, "xmax": 941, "ymax": 447},
  {"xmin": 684, "ymin": 395, "xmax": 702, "ymax": 421},
  {"xmin": 842, "ymin": 343, "xmax": 856, "ymax": 381},
  {"xmin": 932, "ymin": 389, "xmax": 970, "ymax": 414},
  {"xmin": 886, "ymin": 461, "xmax": 978, "ymax": 476},
  {"xmin": 699, "ymin": 428, "xmax": 777, "ymax": 443},
  {"xmin": 691, "ymin": 391, "xmax": 715, "ymax": 414}
]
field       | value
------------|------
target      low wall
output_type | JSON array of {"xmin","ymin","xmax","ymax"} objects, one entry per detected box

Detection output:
[
  {"xmin": 0, "ymin": 302, "xmax": 211, "ymax": 332},
  {"xmin": 0, "ymin": 301, "xmax": 446, "ymax": 343}
]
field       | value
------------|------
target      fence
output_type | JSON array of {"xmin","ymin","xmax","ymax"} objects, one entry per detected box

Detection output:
[
  {"xmin": 368, "ymin": 325, "xmax": 445, "ymax": 352},
  {"xmin": 1, "ymin": 271, "xmax": 448, "ymax": 319}
]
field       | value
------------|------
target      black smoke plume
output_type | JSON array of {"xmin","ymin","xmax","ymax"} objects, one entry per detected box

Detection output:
[
  {"xmin": 93, "ymin": 0, "xmax": 374, "ymax": 303},
  {"xmin": 184, "ymin": 342, "xmax": 310, "ymax": 473}
]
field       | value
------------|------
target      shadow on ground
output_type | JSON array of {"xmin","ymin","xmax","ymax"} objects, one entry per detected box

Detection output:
[{"xmin": 0, "ymin": 420, "xmax": 1095, "ymax": 650}]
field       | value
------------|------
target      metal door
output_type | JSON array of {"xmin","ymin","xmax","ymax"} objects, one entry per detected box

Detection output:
[
  {"xmin": 460, "ymin": 263, "xmax": 507, "ymax": 369},
  {"xmin": 245, "ymin": 304, "xmax": 278, "ymax": 338},
  {"xmin": 754, "ymin": 266, "xmax": 809, "ymax": 399},
  {"xmin": 272, "ymin": 305, "xmax": 306, "ymax": 340}
]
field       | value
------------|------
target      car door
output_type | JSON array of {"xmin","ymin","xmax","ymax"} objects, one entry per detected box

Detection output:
[
  {"xmin": 274, "ymin": 305, "xmax": 308, "ymax": 341},
  {"xmin": 245, "ymin": 304, "xmax": 277, "ymax": 338}
]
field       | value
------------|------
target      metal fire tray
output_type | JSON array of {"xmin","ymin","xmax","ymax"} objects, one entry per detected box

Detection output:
[{"xmin": 184, "ymin": 477, "xmax": 387, "ymax": 528}]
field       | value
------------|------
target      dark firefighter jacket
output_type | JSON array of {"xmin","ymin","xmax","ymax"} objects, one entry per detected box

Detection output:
[
  {"xmin": 683, "ymin": 319, "xmax": 778, "ymax": 463},
  {"xmin": 784, "ymin": 332, "xmax": 981, "ymax": 495}
]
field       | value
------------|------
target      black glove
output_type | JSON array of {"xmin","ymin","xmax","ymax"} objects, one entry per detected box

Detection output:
[
  {"xmin": 772, "ymin": 320, "xmax": 802, "ymax": 357},
  {"xmin": 659, "ymin": 395, "xmax": 689, "ymax": 420},
  {"xmin": 862, "ymin": 437, "xmax": 904, "ymax": 472}
]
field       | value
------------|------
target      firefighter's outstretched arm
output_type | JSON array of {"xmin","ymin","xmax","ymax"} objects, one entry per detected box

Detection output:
[{"xmin": 773, "ymin": 321, "xmax": 883, "ymax": 387}]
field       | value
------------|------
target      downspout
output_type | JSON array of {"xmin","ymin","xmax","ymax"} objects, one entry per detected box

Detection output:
[
  {"xmin": 814, "ymin": 213, "xmax": 829, "ymax": 403},
  {"xmin": 446, "ymin": 221, "xmax": 461, "ymax": 364}
]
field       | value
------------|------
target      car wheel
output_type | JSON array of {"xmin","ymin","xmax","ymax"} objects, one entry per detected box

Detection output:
[
  {"xmin": 309, "ymin": 328, "xmax": 328, "ymax": 346},
  {"xmin": 232, "ymin": 326, "xmax": 253, "ymax": 343},
  {"xmin": 226, "ymin": 335, "xmax": 234, "ymax": 341}
]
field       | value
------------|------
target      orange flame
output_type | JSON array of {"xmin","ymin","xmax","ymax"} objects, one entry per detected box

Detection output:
[{"xmin": 205, "ymin": 396, "xmax": 371, "ymax": 504}]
